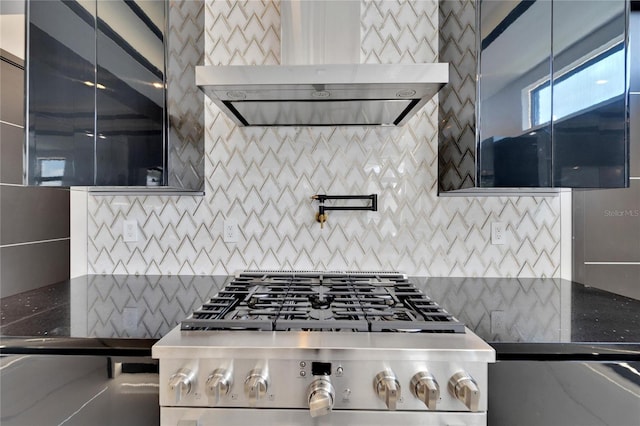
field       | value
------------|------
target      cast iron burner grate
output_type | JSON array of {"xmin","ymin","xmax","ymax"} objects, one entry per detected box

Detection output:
[{"xmin": 181, "ymin": 271, "xmax": 465, "ymax": 333}]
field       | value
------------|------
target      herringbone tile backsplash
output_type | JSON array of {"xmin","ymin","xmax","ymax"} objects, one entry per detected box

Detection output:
[{"xmin": 87, "ymin": 0, "xmax": 562, "ymax": 277}]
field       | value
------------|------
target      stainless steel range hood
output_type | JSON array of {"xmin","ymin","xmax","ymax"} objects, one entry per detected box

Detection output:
[
  {"xmin": 196, "ymin": 1, "xmax": 448, "ymax": 127},
  {"xmin": 196, "ymin": 63, "xmax": 448, "ymax": 126}
]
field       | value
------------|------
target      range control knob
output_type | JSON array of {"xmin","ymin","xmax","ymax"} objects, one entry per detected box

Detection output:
[
  {"xmin": 448, "ymin": 371, "xmax": 480, "ymax": 412},
  {"xmin": 410, "ymin": 371, "xmax": 440, "ymax": 410},
  {"xmin": 244, "ymin": 368, "xmax": 269, "ymax": 406},
  {"xmin": 374, "ymin": 369, "xmax": 401, "ymax": 410},
  {"xmin": 168, "ymin": 368, "xmax": 196, "ymax": 404},
  {"xmin": 307, "ymin": 377, "xmax": 335, "ymax": 418},
  {"xmin": 205, "ymin": 368, "xmax": 233, "ymax": 406}
]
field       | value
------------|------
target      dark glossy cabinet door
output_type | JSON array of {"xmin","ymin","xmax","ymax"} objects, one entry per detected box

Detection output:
[
  {"xmin": 489, "ymin": 361, "xmax": 640, "ymax": 426},
  {"xmin": 477, "ymin": 0, "xmax": 628, "ymax": 188},
  {"xmin": 26, "ymin": 1, "xmax": 96, "ymax": 186},
  {"xmin": 1, "ymin": 53, "xmax": 26, "ymax": 185},
  {"xmin": 477, "ymin": 0, "xmax": 552, "ymax": 188},
  {"xmin": 26, "ymin": 0, "xmax": 165, "ymax": 187},
  {"xmin": 95, "ymin": 1, "xmax": 165, "ymax": 186},
  {"xmin": 551, "ymin": 1, "xmax": 627, "ymax": 188}
]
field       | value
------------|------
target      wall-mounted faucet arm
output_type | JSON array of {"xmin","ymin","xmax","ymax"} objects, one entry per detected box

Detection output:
[{"xmin": 311, "ymin": 194, "xmax": 377, "ymax": 228}]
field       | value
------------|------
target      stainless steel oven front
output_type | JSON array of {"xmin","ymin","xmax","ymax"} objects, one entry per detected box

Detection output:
[{"xmin": 152, "ymin": 272, "xmax": 495, "ymax": 426}]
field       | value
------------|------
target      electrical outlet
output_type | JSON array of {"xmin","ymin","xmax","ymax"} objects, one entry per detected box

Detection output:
[
  {"xmin": 491, "ymin": 222, "xmax": 506, "ymax": 245},
  {"xmin": 123, "ymin": 220, "xmax": 138, "ymax": 242},
  {"xmin": 224, "ymin": 219, "xmax": 238, "ymax": 243},
  {"xmin": 491, "ymin": 310, "xmax": 506, "ymax": 335}
]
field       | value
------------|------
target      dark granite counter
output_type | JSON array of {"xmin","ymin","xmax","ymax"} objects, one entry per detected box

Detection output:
[
  {"xmin": 1, "ymin": 275, "xmax": 228, "ymax": 355},
  {"xmin": 2, "ymin": 275, "xmax": 639, "ymax": 359}
]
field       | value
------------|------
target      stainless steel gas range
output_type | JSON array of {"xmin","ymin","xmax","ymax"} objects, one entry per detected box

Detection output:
[{"xmin": 152, "ymin": 272, "xmax": 495, "ymax": 426}]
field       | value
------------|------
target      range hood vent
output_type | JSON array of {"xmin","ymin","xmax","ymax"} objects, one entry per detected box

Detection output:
[{"xmin": 196, "ymin": 1, "xmax": 448, "ymax": 127}]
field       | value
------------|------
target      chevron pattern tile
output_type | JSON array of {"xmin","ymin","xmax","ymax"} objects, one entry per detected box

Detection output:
[
  {"xmin": 361, "ymin": 0, "xmax": 438, "ymax": 63},
  {"xmin": 87, "ymin": 0, "xmax": 562, "ymax": 278},
  {"xmin": 167, "ymin": 0, "xmax": 206, "ymax": 190},
  {"xmin": 438, "ymin": 0, "xmax": 477, "ymax": 191},
  {"xmin": 205, "ymin": 0, "xmax": 281, "ymax": 66}
]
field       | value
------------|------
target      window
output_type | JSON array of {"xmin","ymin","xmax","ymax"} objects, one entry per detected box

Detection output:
[
  {"xmin": 39, "ymin": 158, "xmax": 66, "ymax": 186},
  {"xmin": 530, "ymin": 43, "xmax": 625, "ymax": 127}
]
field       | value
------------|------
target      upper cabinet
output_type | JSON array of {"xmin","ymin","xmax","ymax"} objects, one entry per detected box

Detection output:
[
  {"xmin": 439, "ymin": 0, "xmax": 629, "ymax": 192},
  {"xmin": 478, "ymin": 0, "xmax": 628, "ymax": 189},
  {"xmin": 25, "ymin": 0, "xmax": 204, "ymax": 190}
]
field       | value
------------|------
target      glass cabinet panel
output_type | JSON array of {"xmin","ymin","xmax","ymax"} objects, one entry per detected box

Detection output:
[
  {"xmin": 477, "ymin": 0, "xmax": 552, "ymax": 187},
  {"xmin": 95, "ymin": 0, "xmax": 165, "ymax": 186},
  {"xmin": 476, "ymin": 0, "xmax": 628, "ymax": 189},
  {"xmin": 552, "ymin": 0, "xmax": 628, "ymax": 187},
  {"xmin": 27, "ymin": 0, "xmax": 96, "ymax": 185},
  {"xmin": 26, "ymin": 0, "xmax": 165, "ymax": 186}
]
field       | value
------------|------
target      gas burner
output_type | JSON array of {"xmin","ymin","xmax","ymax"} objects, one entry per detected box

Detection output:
[
  {"xmin": 308, "ymin": 309, "xmax": 334, "ymax": 321},
  {"xmin": 181, "ymin": 272, "xmax": 465, "ymax": 333},
  {"xmin": 309, "ymin": 293, "xmax": 335, "ymax": 309}
]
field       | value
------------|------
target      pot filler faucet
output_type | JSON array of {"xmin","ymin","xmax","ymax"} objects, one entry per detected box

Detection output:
[{"xmin": 311, "ymin": 194, "xmax": 378, "ymax": 228}]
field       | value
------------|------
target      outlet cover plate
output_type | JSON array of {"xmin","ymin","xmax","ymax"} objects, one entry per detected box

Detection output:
[
  {"xmin": 123, "ymin": 220, "xmax": 138, "ymax": 242},
  {"xmin": 491, "ymin": 222, "xmax": 506, "ymax": 245},
  {"xmin": 224, "ymin": 219, "xmax": 238, "ymax": 243}
]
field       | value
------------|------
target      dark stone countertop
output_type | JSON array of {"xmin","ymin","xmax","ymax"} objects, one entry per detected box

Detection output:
[{"xmin": 1, "ymin": 275, "xmax": 639, "ymax": 359}]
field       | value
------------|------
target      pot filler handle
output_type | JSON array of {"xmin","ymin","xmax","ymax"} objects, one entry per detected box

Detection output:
[{"xmin": 311, "ymin": 194, "xmax": 377, "ymax": 228}]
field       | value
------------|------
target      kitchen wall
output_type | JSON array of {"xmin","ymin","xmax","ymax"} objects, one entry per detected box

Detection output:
[
  {"xmin": 84, "ymin": 0, "xmax": 565, "ymax": 277},
  {"xmin": 0, "ymin": 0, "xmax": 70, "ymax": 297}
]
